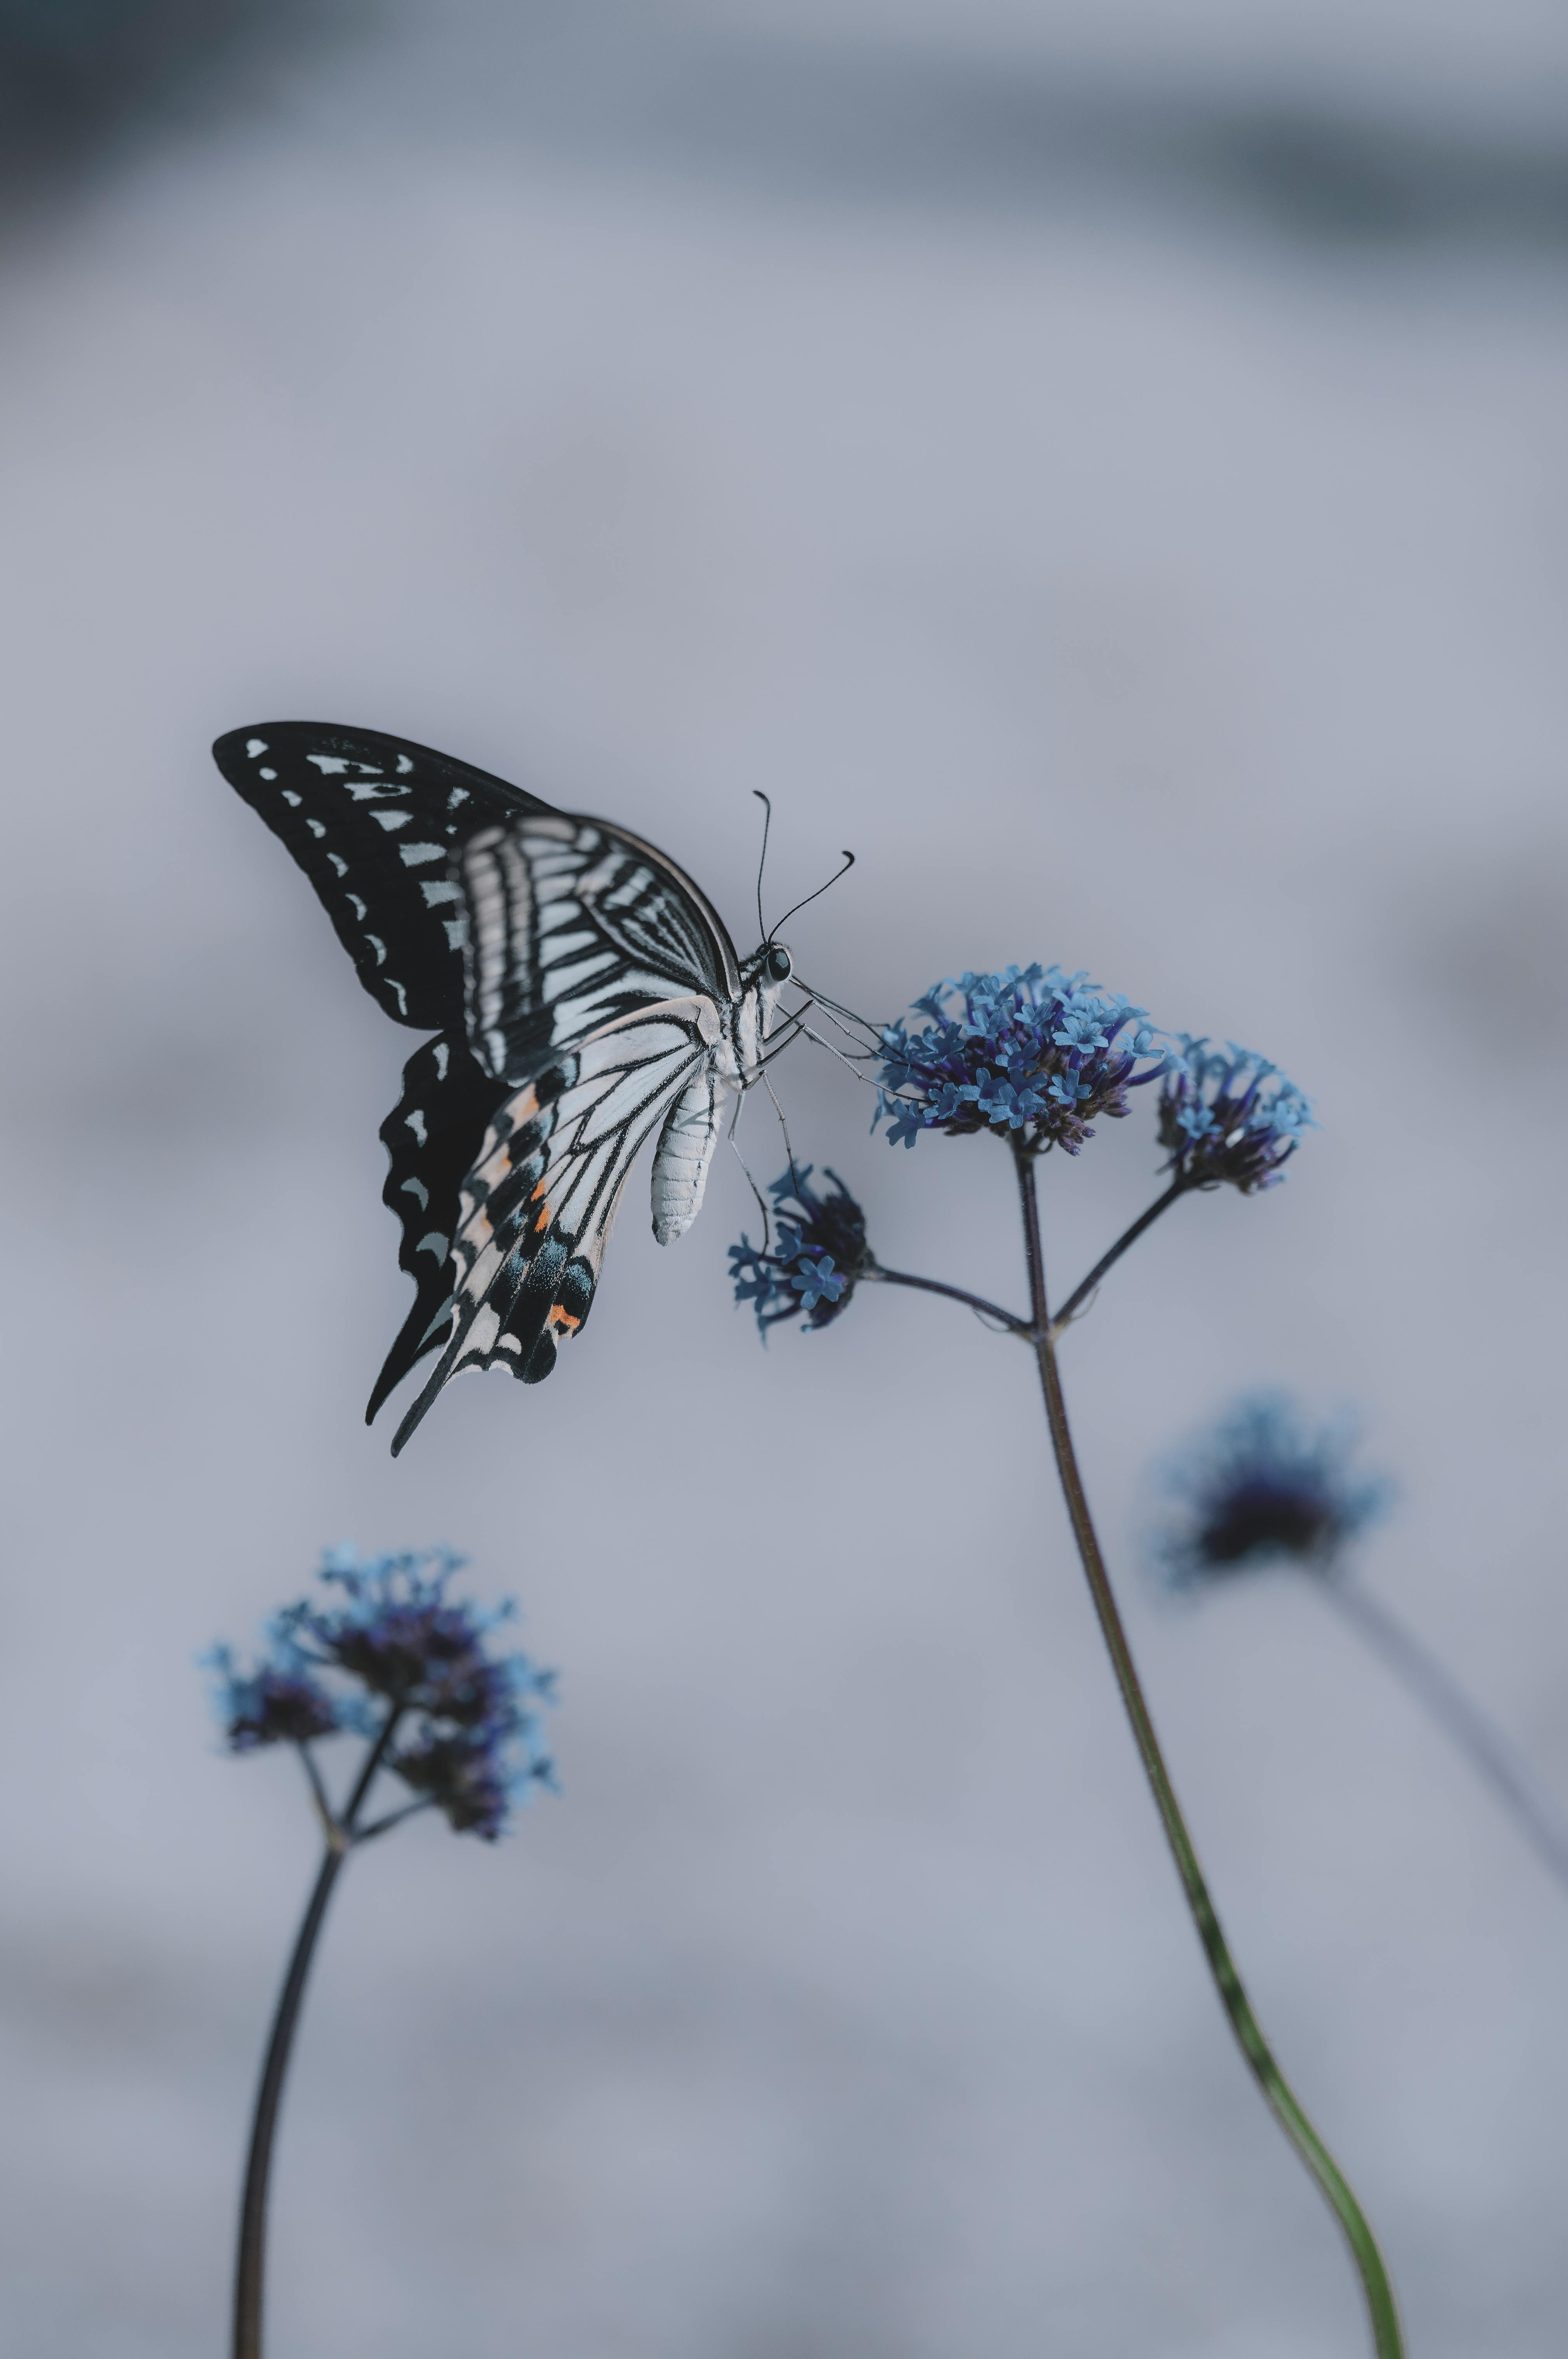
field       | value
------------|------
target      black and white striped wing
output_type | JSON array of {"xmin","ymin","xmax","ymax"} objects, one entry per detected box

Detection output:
[
  {"xmin": 215, "ymin": 721, "xmax": 748, "ymax": 1447},
  {"xmin": 366, "ymin": 1035, "xmax": 513, "ymax": 1426},
  {"xmin": 390, "ymin": 998, "xmax": 721, "ymax": 1454},
  {"xmin": 213, "ymin": 722, "xmax": 553, "ymax": 1032},
  {"xmin": 460, "ymin": 815, "xmax": 742, "ymax": 1081}
]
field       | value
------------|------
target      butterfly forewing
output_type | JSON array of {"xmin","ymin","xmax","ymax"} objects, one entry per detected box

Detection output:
[
  {"xmin": 461, "ymin": 817, "xmax": 740, "ymax": 1079},
  {"xmin": 214, "ymin": 722, "xmax": 552, "ymax": 1031}
]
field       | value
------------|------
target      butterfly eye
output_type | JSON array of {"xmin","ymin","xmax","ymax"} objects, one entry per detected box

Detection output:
[{"xmin": 764, "ymin": 945, "xmax": 792, "ymax": 984}]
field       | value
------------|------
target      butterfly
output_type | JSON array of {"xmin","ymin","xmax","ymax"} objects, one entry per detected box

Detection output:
[{"xmin": 214, "ymin": 722, "xmax": 810, "ymax": 1454}]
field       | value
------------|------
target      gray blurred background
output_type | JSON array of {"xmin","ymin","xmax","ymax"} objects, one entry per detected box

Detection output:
[{"xmin": 2, "ymin": 1, "xmax": 1566, "ymax": 2352}]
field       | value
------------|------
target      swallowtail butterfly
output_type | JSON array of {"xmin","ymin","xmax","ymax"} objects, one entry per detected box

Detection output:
[{"xmin": 215, "ymin": 723, "xmax": 799, "ymax": 1454}]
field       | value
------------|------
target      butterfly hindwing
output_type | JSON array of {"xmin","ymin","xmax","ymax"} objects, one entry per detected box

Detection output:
[
  {"xmin": 365, "ymin": 1034, "xmax": 513, "ymax": 1424},
  {"xmin": 214, "ymin": 722, "xmax": 555, "ymax": 1031},
  {"xmin": 390, "ymin": 999, "xmax": 721, "ymax": 1454}
]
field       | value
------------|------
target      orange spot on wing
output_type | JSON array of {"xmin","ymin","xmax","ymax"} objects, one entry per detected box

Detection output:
[{"xmin": 548, "ymin": 1307, "xmax": 581, "ymax": 1336}]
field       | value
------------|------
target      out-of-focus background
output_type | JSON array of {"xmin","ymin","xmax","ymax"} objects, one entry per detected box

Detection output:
[{"xmin": 2, "ymin": 2, "xmax": 1566, "ymax": 2352}]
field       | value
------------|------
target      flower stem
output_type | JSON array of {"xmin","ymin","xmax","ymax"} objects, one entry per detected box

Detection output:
[
  {"xmin": 1314, "ymin": 1569, "xmax": 1568, "ymax": 1892},
  {"xmin": 1013, "ymin": 1148, "xmax": 1403, "ymax": 2359},
  {"xmin": 1049, "ymin": 1177, "xmax": 1189, "ymax": 1337},
  {"xmin": 233, "ymin": 1838, "xmax": 348, "ymax": 2359},
  {"xmin": 867, "ymin": 1262, "xmax": 1032, "ymax": 1335},
  {"xmin": 232, "ymin": 1710, "xmax": 401, "ymax": 2359}
]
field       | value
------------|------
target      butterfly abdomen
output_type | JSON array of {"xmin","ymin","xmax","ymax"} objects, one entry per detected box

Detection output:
[{"xmin": 650, "ymin": 1067, "xmax": 724, "ymax": 1246}]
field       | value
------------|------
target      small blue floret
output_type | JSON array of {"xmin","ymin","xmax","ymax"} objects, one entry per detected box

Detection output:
[
  {"xmin": 874, "ymin": 964, "xmax": 1169, "ymax": 1156},
  {"xmin": 729, "ymin": 1167, "xmax": 870, "ymax": 1337},
  {"xmin": 1157, "ymin": 1039, "xmax": 1316, "ymax": 1192}
]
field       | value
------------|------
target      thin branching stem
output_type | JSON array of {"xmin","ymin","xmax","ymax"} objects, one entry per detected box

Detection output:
[
  {"xmin": 1013, "ymin": 1146, "xmax": 1404, "ymax": 2359},
  {"xmin": 1049, "ymin": 1177, "xmax": 1190, "ymax": 1337},
  {"xmin": 342, "ymin": 1703, "xmax": 403, "ymax": 1833},
  {"xmin": 866, "ymin": 1262, "xmax": 1032, "ymax": 1335},
  {"xmin": 233, "ymin": 1705, "xmax": 404, "ymax": 2359},
  {"xmin": 1314, "ymin": 1569, "xmax": 1568, "ymax": 1891},
  {"xmin": 296, "ymin": 1743, "xmax": 335, "ymax": 1840},
  {"xmin": 233, "ymin": 1838, "xmax": 347, "ymax": 2359},
  {"xmin": 355, "ymin": 1797, "xmax": 439, "ymax": 1845}
]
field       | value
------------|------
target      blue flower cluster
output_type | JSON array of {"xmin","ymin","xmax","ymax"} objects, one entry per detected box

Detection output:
[
  {"xmin": 729, "ymin": 1166, "xmax": 870, "ymax": 1337},
  {"xmin": 206, "ymin": 1549, "xmax": 556, "ymax": 1840},
  {"xmin": 875, "ymin": 966, "xmax": 1166, "ymax": 1155},
  {"xmin": 1151, "ymin": 1395, "xmax": 1390, "ymax": 1590},
  {"xmin": 1157, "ymin": 1038, "xmax": 1314, "ymax": 1193}
]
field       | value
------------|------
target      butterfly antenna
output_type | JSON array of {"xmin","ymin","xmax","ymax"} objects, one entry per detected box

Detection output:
[
  {"xmin": 766, "ymin": 848, "xmax": 855, "ymax": 944},
  {"xmin": 752, "ymin": 790, "xmax": 773, "ymax": 944}
]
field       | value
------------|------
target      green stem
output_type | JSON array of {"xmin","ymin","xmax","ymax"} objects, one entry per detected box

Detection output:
[{"xmin": 1014, "ymin": 1147, "xmax": 1404, "ymax": 2359}]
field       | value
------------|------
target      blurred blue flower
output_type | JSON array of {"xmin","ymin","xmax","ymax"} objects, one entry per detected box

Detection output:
[
  {"xmin": 876, "ymin": 966, "xmax": 1167, "ymax": 1155},
  {"xmin": 202, "ymin": 1645, "xmax": 339, "ymax": 1751},
  {"xmin": 730, "ymin": 1166, "xmax": 870, "ymax": 1336},
  {"xmin": 1157, "ymin": 1039, "xmax": 1315, "ymax": 1193},
  {"xmin": 207, "ymin": 1549, "xmax": 556, "ymax": 1840},
  {"xmin": 1151, "ymin": 1395, "xmax": 1391, "ymax": 1590}
]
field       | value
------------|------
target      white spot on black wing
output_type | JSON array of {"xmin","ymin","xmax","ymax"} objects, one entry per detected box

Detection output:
[{"xmin": 245, "ymin": 738, "xmax": 268, "ymax": 757}]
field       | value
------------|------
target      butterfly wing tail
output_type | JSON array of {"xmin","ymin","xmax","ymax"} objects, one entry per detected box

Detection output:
[{"xmin": 365, "ymin": 1034, "xmax": 510, "ymax": 1426}]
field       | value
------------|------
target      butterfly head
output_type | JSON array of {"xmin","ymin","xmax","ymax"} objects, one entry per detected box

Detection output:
[{"xmin": 740, "ymin": 937, "xmax": 794, "ymax": 1015}]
